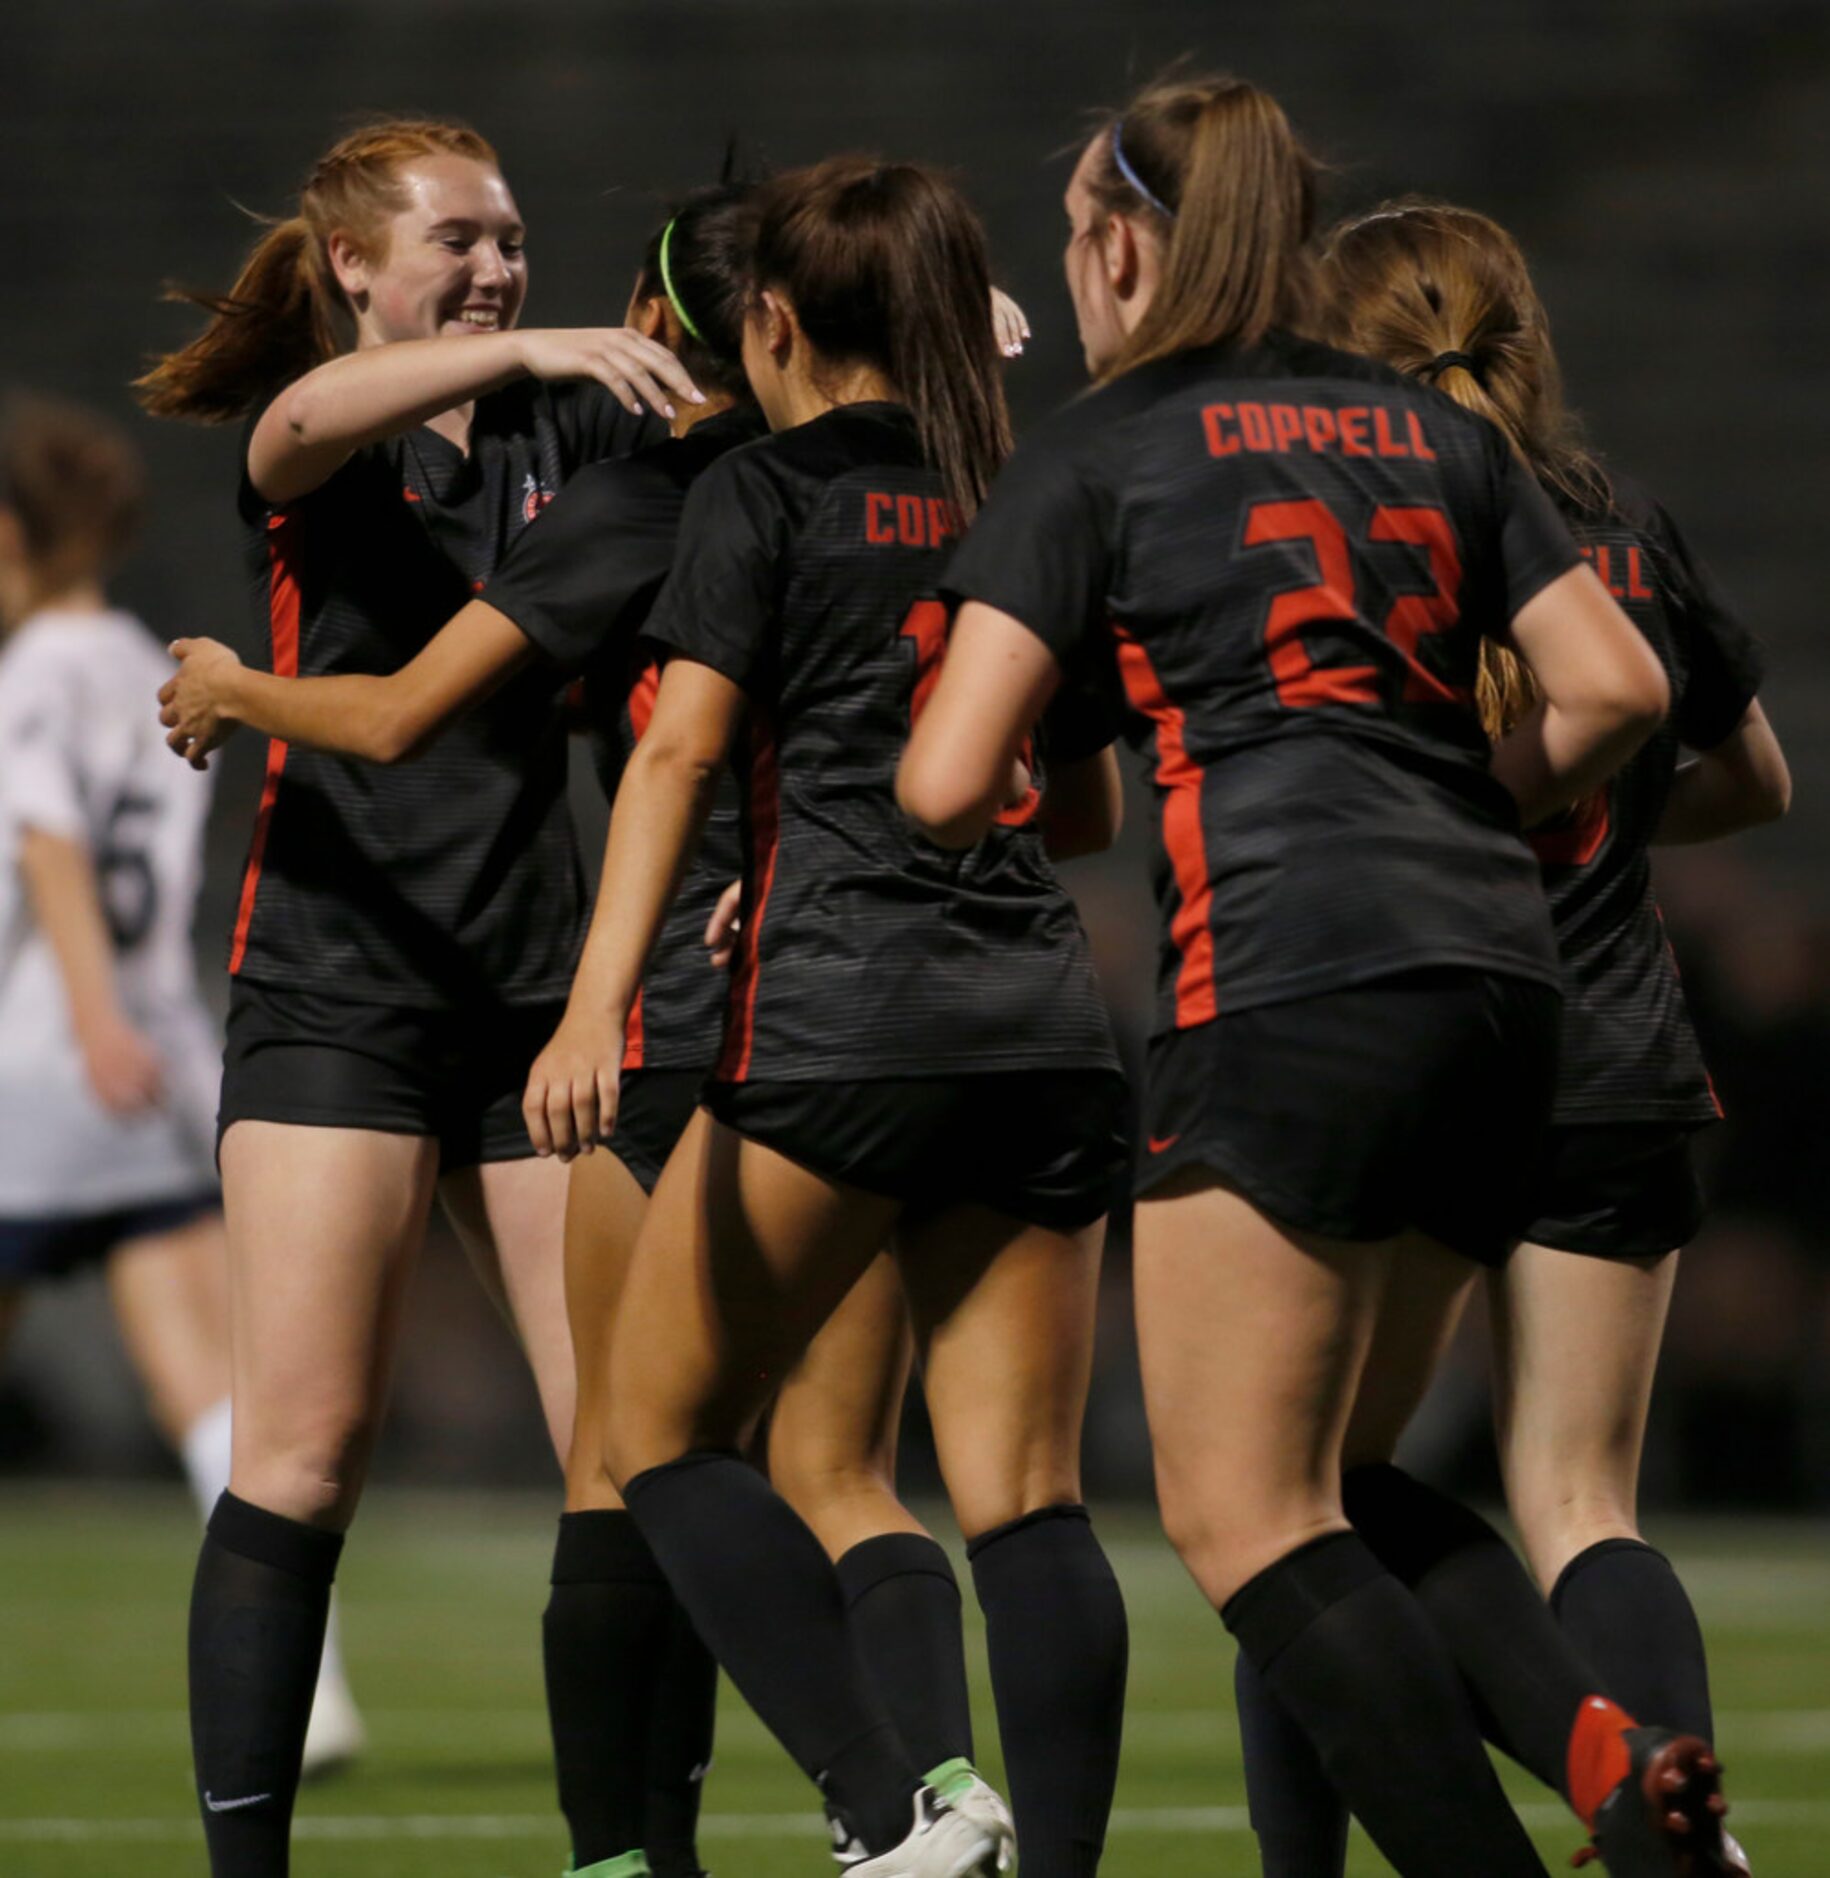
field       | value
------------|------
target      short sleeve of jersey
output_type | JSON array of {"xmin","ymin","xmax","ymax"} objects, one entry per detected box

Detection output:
[
  {"xmin": 942, "ymin": 431, "xmax": 1115, "ymax": 666},
  {"xmin": 553, "ymin": 380, "xmax": 665, "ymax": 466},
  {"xmin": 0, "ymin": 645, "xmax": 86, "ymax": 843},
  {"xmin": 1041, "ymin": 637, "xmax": 1126, "ymax": 764},
  {"xmin": 1649, "ymin": 502, "xmax": 1765, "ymax": 751},
  {"xmin": 481, "ymin": 458, "xmax": 683, "ymax": 677},
  {"xmin": 641, "ymin": 452, "xmax": 788, "ymax": 693},
  {"xmin": 1494, "ymin": 448, "xmax": 1586, "ymax": 628}
]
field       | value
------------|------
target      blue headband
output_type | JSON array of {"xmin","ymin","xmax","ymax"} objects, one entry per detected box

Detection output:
[{"xmin": 1111, "ymin": 120, "xmax": 1174, "ymax": 220}]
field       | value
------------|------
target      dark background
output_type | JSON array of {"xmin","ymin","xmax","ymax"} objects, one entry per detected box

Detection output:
[{"xmin": 3, "ymin": 0, "xmax": 1826, "ymax": 1504}]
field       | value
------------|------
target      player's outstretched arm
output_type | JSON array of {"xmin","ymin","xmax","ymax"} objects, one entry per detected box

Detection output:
[
  {"xmin": 1655, "ymin": 699, "xmax": 1791, "ymax": 844},
  {"xmin": 16, "ymin": 827, "xmax": 163, "ymax": 1113},
  {"xmin": 898, "ymin": 600, "xmax": 1061, "ymax": 848},
  {"xmin": 523, "ymin": 657, "xmax": 744, "ymax": 1161},
  {"xmin": 1490, "ymin": 562, "xmax": 1670, "ymax": 827},
  {"xmin": 249, "ymin": 328, "xmax": 704, "ymax": 504},
  {"xmin": 159, "ymin": 601, "xmax": 537, "ymax": 768}
]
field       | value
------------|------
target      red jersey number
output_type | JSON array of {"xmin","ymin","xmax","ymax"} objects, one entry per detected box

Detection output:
[
  {"xmin": 899, "ymin": 599, "xmax": 1041, "ymax": 827},
  {"xmin": 1244, "ymin": 497, "xmax": 1468, "ymax": 711}
]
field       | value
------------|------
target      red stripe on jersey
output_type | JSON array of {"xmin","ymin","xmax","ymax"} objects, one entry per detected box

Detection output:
[
  {"xmin": 1528, "ymin": 789, "xmax": 1610, "ymax": 868},
  {"xmin": 627, "ymin": 660, "xmax": 661, "ymax": 739},
  {"xmin": 716, "ymin": 712, "xmax": 781, "ymax": 1082},
  {"xmin": 623, "ymin": 988, "xmax": 646, "ymax": 1070},
  {"xmin": 1113, "ymin": 626, "xmax": 1218, "ymax": 1026},
  {"xmin": 618, "ymin": 660, "xmax": 665, "ymax": 1071},
  {"xmin": 228, "ymin": 511, "xmax": 302, "ymax": 976}
]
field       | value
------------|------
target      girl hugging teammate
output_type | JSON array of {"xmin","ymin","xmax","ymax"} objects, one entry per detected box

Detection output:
[{"xmin": 139, "ymin": 117, "xmax": 703, "ymax": 1878}]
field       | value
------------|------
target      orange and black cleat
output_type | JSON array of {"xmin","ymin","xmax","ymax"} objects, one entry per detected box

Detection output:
[{"xmin": 1573, "ymin": 1725, "xmax": 1743, "ymax": 1876}]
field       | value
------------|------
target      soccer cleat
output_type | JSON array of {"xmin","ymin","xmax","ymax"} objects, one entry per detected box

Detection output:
[
  {"xmin": 1575, "ymin": 1726, "xmax": 1737, "ymax": 1876},
  {"xmin": 298, "ymin": 1663, "xmax": 365, "ymax": 1781},
  {"xmin": 923, "ymin": 1759, "xmax": 1015, "ymax": 1873},
  {"xmin": 829, "ymin": 1785, "xmax": 998, "ymax": 1877},
  {"xmin": 566, "ymin": 1856, "xmax": 652, "ymax": 1878}
]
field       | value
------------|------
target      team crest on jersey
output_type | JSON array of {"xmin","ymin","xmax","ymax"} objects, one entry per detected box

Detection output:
[{"xmin": 522, "ymin": 473, "xmax": 554, "ymax": 524}]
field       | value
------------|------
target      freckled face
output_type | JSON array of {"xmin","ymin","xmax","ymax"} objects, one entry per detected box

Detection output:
[{"xmin": 357, "ymin": 156, "xmax": 529, "ymax": 343}]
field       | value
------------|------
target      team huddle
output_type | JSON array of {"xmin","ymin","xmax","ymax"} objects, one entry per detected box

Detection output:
[{"xmin": 0, "ymin": 65, "xmax": 1791, "ymax": 1878}]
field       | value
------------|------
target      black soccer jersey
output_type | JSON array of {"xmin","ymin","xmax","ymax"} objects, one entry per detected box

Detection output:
[
  {"xmin": 642, "ymin": 402, "xmax": 1119, "ymax": 1084},
  {"xmin": 945, "ymin": 334, "xmax": 1576, "ymax": 1037},
  {"xmin": 1532, "ymin": 477, "xmax": 1763, "ymax": 1122},
  {"xmin": 478, "ymin": 403, "xmax": 765, "ymax": 1072},
  {"xmin": 231, "ymin": 378, "xmax": 657, "ymax": 1008}
]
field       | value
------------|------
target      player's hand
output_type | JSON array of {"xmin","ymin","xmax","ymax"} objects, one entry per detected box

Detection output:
[
  {"xmin": 77, "ymin": 1014, "xmax": 164, "ymax": 1114},
  {"xmin": 522, "ymin": 1006, "xmax": 624, "ymax": 1162},
  {"xmin": 704, "ymin": 879, "xmax": 744, "ymax": 969},
  {"xmin": 159, "ymin": 638, "xmax": 244, "ymax": 769},
  {"xmin": 1005, "ymin": 756, "xmax": 1033, "ymax": 806},
  {"xmin": 991, "ymin": 288, "xmax": 1031, "ymax": 358},
  {"xmin": 512, "ymin": 327, "xmax": 705, "ymax": 421}
]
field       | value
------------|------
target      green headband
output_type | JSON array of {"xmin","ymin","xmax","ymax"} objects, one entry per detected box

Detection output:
[{"xmin": 657, "ymin": 218, "xmax": 707, "ymax": 346}]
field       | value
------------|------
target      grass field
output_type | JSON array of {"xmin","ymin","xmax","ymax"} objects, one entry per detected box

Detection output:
[{"xmin": 2, "ymin": 1486, "xmax": 1826, "ymax": 1877}]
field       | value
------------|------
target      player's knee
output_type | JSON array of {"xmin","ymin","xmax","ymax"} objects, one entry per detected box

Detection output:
[
  {"xmin": 949, "ymin": 1457, "xmax": 1082, "ymax": 1542},
  {"xmin": 235, "ymin": 1405, "xmax": 378, "ymax": 1526}
]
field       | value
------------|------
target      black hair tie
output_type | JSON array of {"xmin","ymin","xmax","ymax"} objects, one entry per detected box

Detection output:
[{"xmin": 1424, "ymin": 349, "xmax": 1483, "ymax": 383}]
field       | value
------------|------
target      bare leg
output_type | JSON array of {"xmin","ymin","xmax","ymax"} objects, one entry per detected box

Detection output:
[
  {"xmin": 106, "ymin": 1212, "xmax": 231, "ymax": 1445},
  {"xmin": 1493, "ymin": 1244, "xmax": 1679, "ymax": 1588},
  {"xmin": 223, "ymin": 1122, "xmax": 439, "ymax": 1526},
  {"xmin": 1135, "ymin": 1173, "xmax": 1545, "ymax": 1878},
  {"xmin": 1494, "ymin": 1244, "xmax": 1713, "ymax": 1742},
  {"xmin": 440, "ymin": 1152, "xmax": 575, "ymax": 1466},
  {"xmin": 769, "ymin": 1252, "xmax": 921, "ymax": 1557},
  {"xmin": 903, "ymin": 1208, "xmax": 1122, "ymax": 1878}
]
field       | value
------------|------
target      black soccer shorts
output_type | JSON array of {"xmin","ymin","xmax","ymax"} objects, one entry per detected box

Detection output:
[
  {"xmin": 703, "ymin": 1069, "xmax": 1129, "ymax": 1233},
  {"xmin": 1521, "ymin": 1120, "xmax": 1707, "ymax": 1261},
  {"xmin": 0, "ymin": 1193, "xmax": 220, "ymax": 1284},
  {"xmin": 1135, "ymin": 966, "xmax": 1561, "ymax": 1267},
  {"xmin": 606, "ymin": 1068, "xmax": 707, "ymax": 1195},
  {"xmin": 218, "ymin": 980, "xmax": 567, "ymax": 1171}
]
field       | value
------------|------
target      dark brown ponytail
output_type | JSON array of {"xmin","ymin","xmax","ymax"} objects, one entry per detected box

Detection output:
[
  {"xmin": 136, "ymin": 119, "xmax": 500, "ymax": 424},
  {"xmin": 1318, "ymin": 198, "xmax": 1611, "ymax": 737},
  {"xmin": 749, "ymin": 157, "xmax": 1011, "ymax": 516},
  {"xmin": 1086, "ymin": 75, "xmax": 1318, "ymax": 381}
]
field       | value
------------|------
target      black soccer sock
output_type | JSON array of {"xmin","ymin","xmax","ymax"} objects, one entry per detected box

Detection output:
[
  {"xmin": 624, "ymin": 1451, "xmax": 918, "ymax": 1855},
  {"xmin": 189, "ymin": 1492, "xmax": 343, "ymax": 1878},
  {"xmin": 1223, "ymin": 1532, "xmax": 1547, "ymax": 1878},
  {"xmin": 1550, "ymin": 1538, "xmax": 1714, "ymax": 1743},
  {"xmin": 967, "ymin": 1505, "xmax": 1128, "ymax": 1878},
  {"xmin": 543, "ymin": 1510, "xmax": 677, "ymax": 1872},
  {"xmin": 643, "ymin": 1589, "xmax": 720, "ymax": 1878},
  {"xmin": 1234, "ymin": 1650, "xmax": 1349, "ymax": 1878},
  {"xmin": 1343, "ymin": 1462, "xmax": 1619, "ymax": 1799},
  {"xmin": 836, "ymin": 1532, "xmax": 974, "ymax": 1775}
]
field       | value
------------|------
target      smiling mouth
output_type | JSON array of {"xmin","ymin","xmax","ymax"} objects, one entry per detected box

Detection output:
[{"xmin": 452, "ymin": 308, "xmax": 502, "ymax": 330}]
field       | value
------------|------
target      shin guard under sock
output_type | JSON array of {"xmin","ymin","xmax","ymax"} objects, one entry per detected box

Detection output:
[
  {"xmin": 1344, "ymin": 1462, "xmax": 1625, "ymax": 1801},
  {"xmin": 1234, "ymin": 1650, "xmax": 1348, "ymax": 1878},
  {"xmin": 1223, "ymin": 1532, "xmax": 1545, "ymax": 1878},
  {"xmin": 543, "ymin": 1510, "xmax": 678, "ymax": 1871},
  {"xmin": 967, "ymin": 1505, "xmax": 1128, "ymax": 1878},
  {"xmin": 189, "ymin": 1492, "xmax": 342, "ymax": 1878},
  {"xmin": 624, "ymin": 1452, "xmax": 917, "ymax": 1855},
  {"xmin": 643, "ymin": 1591, "xmax": 719, "ymax": 1877},
  {"xmin": 836, "ymin": 1532, "xmax": 974, "ymax": 1775},
  {"xmin": 1550, "ymin": 1538, "xmax": 1714, "ymax": 1745}
]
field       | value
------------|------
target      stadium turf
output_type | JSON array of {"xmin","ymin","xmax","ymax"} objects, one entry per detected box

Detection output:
[{"xmin": 2, "ymin": 1486, "xmax": 1825, "ymax": 1876}]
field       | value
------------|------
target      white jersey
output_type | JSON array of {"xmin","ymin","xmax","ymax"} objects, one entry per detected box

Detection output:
[{"xmin": 0, "ymin": 607, "xmax": 219, "ymax": 1214}]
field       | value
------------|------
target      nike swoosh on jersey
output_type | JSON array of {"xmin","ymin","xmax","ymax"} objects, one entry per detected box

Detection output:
[
  {"xmin": 1147, "ymin": 1134, "xmax": 1181, "ymax": 1153},
  {"xmin": 204, "ymin": 1791, "xmax": 273, "ymax": 1812}
]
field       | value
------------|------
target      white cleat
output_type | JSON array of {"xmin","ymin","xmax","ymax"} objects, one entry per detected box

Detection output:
[
  {"xmin": 299, "ymin": 1666, "xmax": 365, "ymax": 1781},
  {"xmin": 923, "ymin": 1761, "xmax": 1014, "ymax": 1873},
  {"xmin": 831, "ymin": 1785, "xmax": 998, "ymax": 1878}
]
